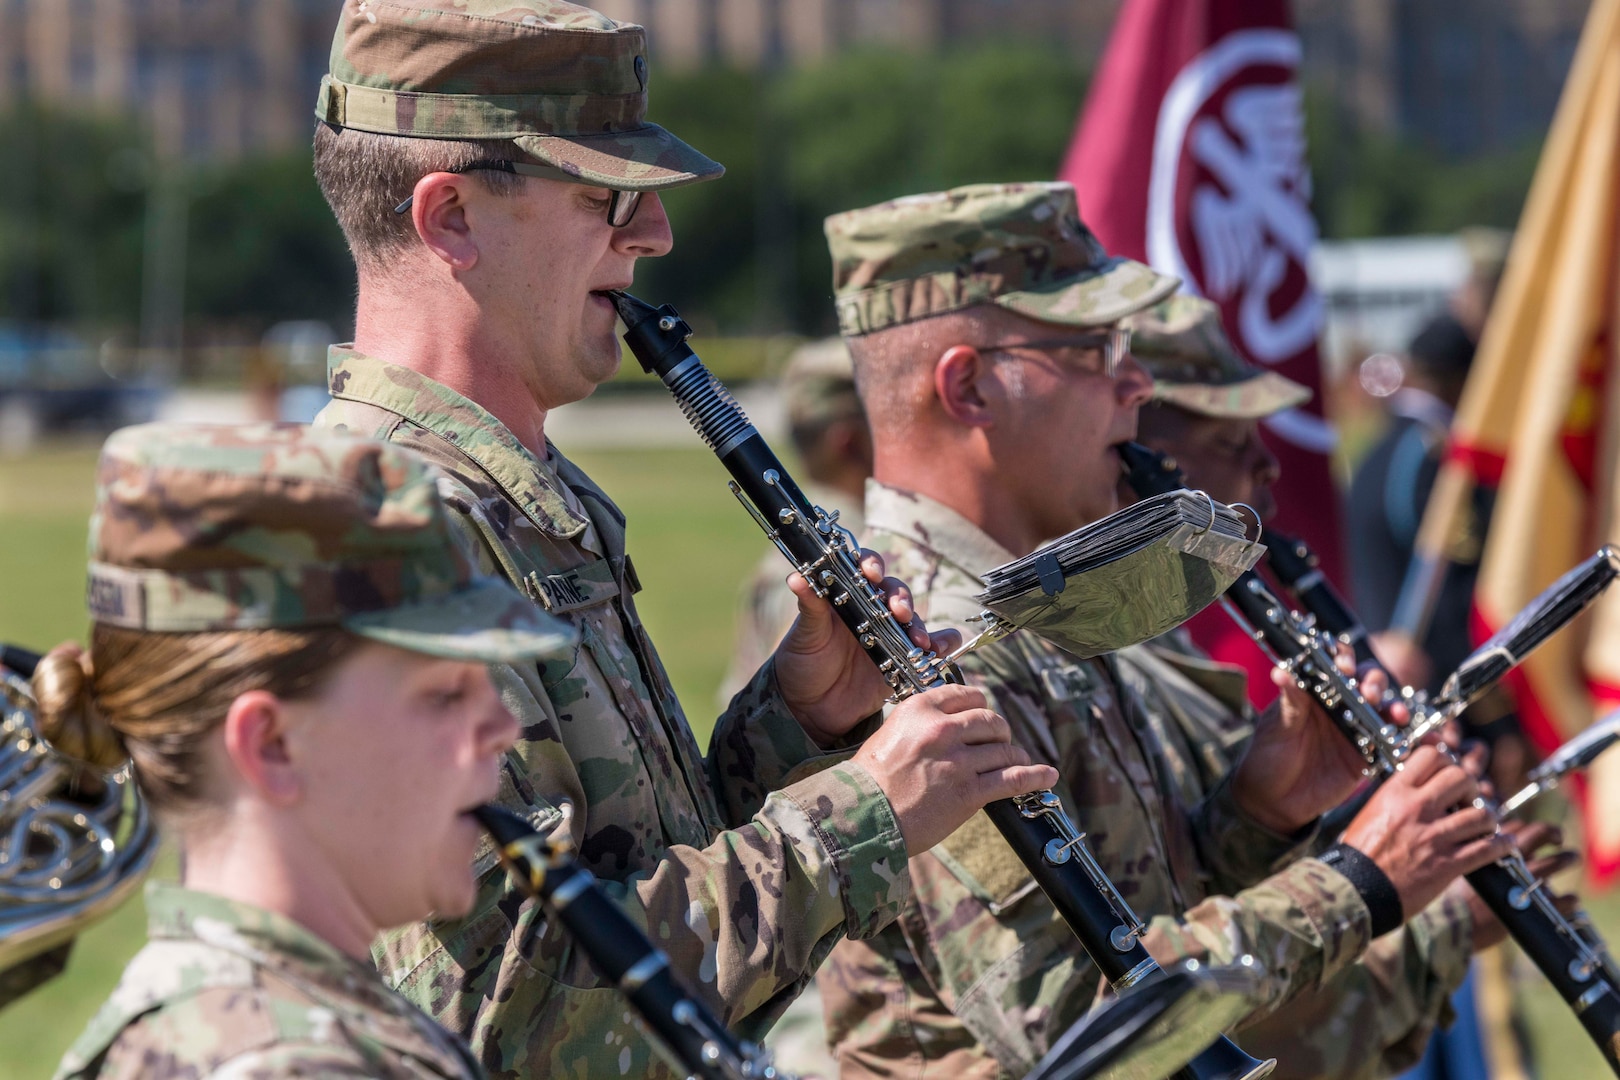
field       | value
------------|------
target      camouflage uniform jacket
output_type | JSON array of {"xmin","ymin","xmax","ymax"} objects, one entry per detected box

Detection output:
[
  {"xmin": 820, "ymin": 481, "xmax": 1386, "ymax": 1079},
  {"xmin": 316, "ymin": 350, "xmax": 910, "ymax": 1079},
  {"xmin": 56, "ymin": 883, "xmax": 482, "ymax": 1080},
  {"xmin": 1118, "ymin": 639, "xmax": 1475, "ymax": 1080}
]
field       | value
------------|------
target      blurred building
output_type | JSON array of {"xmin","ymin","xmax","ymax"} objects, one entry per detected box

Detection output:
[
  {"xmin": 601, "ymin": 0, "xmax": 1589, "ymax": 158},
  {"xmin": 592, "ymin": 0, "xmax": 1119, "ymax": 68},
  {"xmin": 1296, "ymin": 0, "xmax": 1591, "ymax": 155},
  {"xmin": 0, "ymin": 0, "xmax": 333, "ymax": 160},
  {"xmin": 0, "ymin": 0, "xmax": 1594, "ymax": 161}
]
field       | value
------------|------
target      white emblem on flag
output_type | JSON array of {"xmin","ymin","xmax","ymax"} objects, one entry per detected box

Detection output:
[{"xmin": 1146, "ymin": 27, "xmax": 1332, "ymax": 451}]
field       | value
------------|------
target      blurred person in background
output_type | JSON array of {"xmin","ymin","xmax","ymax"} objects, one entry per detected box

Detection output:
[
  {"xmin": 45, "ymin": 423, "xmax": 573, "ymax": 1080},
  {"xmin": 718, "ymin": 337, "xmax": 872, "ymax": 706},
  {"xmin": 1449, "ymin": 229, "xmax": 1511, "ymax": 346},
  {"xmin": 1348, "ymin": 313, "xmax": 1483, "ymax": 685}
]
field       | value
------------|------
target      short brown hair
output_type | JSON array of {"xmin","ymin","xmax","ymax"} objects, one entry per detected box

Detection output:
[
  {"xmin": 34, "ymin": 626, "xmax": 364, "ymax": 818},
  {"xmin": 312, "ymin": 123, "xmax": 525, "ymax": 273}
]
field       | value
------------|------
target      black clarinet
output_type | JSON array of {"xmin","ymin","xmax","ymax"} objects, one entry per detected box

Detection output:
[
  {"xmin": 1263, "ymin": 532, "xmax": 1377, "ymax": 668},
  {"xmin": 610, "ymin": 291, "xmax": 1273, "ymax": 1080},
  {"xmin": 1120, "ymin": 441, "xmax": 1620, "ymax": 1075},
  {"xmin": 472, "ymin": 805, "xmax": 787, "ymax": 1080}
]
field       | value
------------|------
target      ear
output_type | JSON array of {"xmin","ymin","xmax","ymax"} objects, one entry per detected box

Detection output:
[
  {"xmin": 410, "ymin": 173, "xmax": 479, "ymax": 272},
  {"xmin": 222, "ymin": 690, "xmax": 301, "ymax": 807},
  {"xmin": 934, "ymin": 345, "xmax": 996, "ymax": 428}
]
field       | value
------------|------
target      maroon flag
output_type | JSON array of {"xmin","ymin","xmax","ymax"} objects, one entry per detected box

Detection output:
[{"xmin": 1062, "ymin": 0, "xmax": 1341, "ymax": 702}]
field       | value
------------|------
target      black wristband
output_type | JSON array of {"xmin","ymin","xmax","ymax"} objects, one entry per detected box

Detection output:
[{"xmin": 1318, "ymin": 842, "xmax": 1404, "ymax": 937}]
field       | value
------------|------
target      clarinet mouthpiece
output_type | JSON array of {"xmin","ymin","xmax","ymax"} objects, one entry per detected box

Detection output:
[{"xmin": 605, "ymin": 289, "xmax": 658, "ymax": 328}]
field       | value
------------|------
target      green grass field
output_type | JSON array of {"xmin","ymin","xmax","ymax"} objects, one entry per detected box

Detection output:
[{"xmin": 1, "ymin": 442, "xmax": 1618, "ymax": 1078}]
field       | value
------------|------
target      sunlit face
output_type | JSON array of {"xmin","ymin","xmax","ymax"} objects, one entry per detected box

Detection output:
[
  {"xmin": 285, "ymin": 642, "xmax": 518, "ymax": 928},
  {"xmin": 1138, "ymin": 412, "xmax": 1281, "ymax": 521},
  {"xmin": 984, "ymin": 313, "xmax": 1156, "ymax": 541},
  {"xmin": 467, "ymin": 177, "xmax": 674, "ymax": 410}
]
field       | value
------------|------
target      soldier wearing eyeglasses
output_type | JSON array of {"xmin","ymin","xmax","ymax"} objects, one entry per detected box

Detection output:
[
  {"xmin": 305, "ymin": 4, "xmax": 1057, "ymax": 1077},
  {"xmin": 817, "ymin": 183, "xmax": 1515, "ymax": 1079}
]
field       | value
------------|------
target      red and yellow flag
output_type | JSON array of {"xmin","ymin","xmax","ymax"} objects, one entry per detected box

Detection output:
[{"xmin": 1415, "ymin": 0, "xmax": 1620, "ymax": 882}]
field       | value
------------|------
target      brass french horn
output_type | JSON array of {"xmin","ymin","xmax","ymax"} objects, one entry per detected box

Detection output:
[{"xmin": 0, "ymin": 647, "xmax": 156, "ymax": 1007}]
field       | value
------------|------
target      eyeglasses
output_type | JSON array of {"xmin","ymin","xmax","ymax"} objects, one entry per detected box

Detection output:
[
  {"xmin": 978, "ymin": 326, "xmax": 1133, "ymax": 377},
  {"xmin": 392, "ymin": 160, "xmax": 644, "ymax": 227}
]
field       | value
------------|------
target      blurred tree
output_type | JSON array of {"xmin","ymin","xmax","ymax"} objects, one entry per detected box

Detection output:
[
  {"xmin": 185, "ymin": 152, "xmax": 354, "ymax": 334},
  {"xmin": 0, "ymin": 105, "xmax": 147, "ymax": 328},
  {"xmin": 638, "ymin": 44, "xmax": 1089, "ymax": 335},
  {"xmin": 0, "ymin": 62, "xmax": 1553, "ymax": 344},
  {"xmin": 0, "ymin": 106, "xmax": 353, "ymax": 337},
  {"xmin": 1306, "ymin": 87, "xmax": 1542, "ymax": 240}
]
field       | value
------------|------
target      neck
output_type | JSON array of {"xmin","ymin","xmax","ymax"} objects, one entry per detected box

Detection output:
[
  {"xmin": 353, "ymin": 273, "xmax": 549, "ymax": 455},
  {"xmin": 873, "ymin": 438, "xmax": 1045, "ymax": 558},
  {"xmin": 181, "ymin": 808, "xmax": 378, "ymax": 962}
]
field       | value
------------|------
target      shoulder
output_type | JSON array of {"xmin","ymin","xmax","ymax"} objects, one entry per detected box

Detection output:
[
  {"xmin": 105, "ymin": 980, "xmax": 454, "ymax": 1079},
  {"xmin": 59, "ymin": 942, "xmax": 386, "ymax": 1080},
  {"xmin": 74, "ymin": 980, "xmax": 366, "ymax": 1080}
]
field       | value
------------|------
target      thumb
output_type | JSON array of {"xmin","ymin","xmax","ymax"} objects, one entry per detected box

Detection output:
[{"xmin": 786, "ymin": 572, "xmax": 832, "ymax": 624}]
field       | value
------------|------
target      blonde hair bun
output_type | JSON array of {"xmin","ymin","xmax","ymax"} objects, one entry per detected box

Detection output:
[{"xmin": 33, "ymin": 643, "xmax": 129, "ymax": 771}]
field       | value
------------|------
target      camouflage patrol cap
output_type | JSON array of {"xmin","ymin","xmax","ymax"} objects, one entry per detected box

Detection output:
[
  {"xmin": 783, "ymin": 338, "xmax": 862, "ymax": 430},
  {"xmin": 825, "ymin": 182, "xmax": 1178, "ymax": 337},
  {"xmin": 315, "ymin": 0, "xmax": 722, "ymax": 191},
  {"xmin": 84, "ymin": 423, "xmax": 575, "ymax": 664},
  {"xmin": 1126, "ymin": 295, "xmax": 1311, "ymax": 420}
]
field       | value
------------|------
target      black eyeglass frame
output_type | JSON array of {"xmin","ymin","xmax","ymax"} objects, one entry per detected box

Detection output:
[
  {"xmin": 392, "ymin": 159, "xmax": 643, "ymax": 227},
  {"xmin": 977, "ymin": 326, "xmax": 1134, "ymax": 377}
]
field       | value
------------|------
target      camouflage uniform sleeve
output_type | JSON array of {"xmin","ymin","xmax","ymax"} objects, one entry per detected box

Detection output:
[
  {"xmin": 1142, "ymin": 856, "xmax": 1375, "ymax": 1014},
  {"xmin": 1190, "ymin": 770, "xmax": 1321, "ymax": 893},
  {"xmin": 376, "ymin": 659, "xmax": 911, "ymax": 1073},
  {"xmin": 708, "ymin": 656, "xmax": 857, "ymax": 823},
  {"xmin": 1230, "ymin": 890, "xmax": 1475, "ymax": 1078}
]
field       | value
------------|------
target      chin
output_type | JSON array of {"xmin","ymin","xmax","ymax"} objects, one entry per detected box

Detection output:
[
  {"xmin": 580, "ymin": 338, "xmax": 623, "ymax": 391},
  {"xmin": 432, "ymin": 861, "xmax": 480, "ymax": 920}
]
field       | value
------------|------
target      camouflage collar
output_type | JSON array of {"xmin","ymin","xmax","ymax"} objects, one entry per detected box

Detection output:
[
  {"xmin": 326, "ymin": 346, "xmax": 588, "ymax": 540},
  {"xmin": 143, "ymin": 882, "xmax": 385, "ymax": 1000},
  {"xmin": 863, "ymin": 479, "xmax": 1017, "ymax": 581}
]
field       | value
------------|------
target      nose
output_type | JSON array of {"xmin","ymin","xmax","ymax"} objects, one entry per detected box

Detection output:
[
  {"xmin": 1252, "ymin": 435, "xmax": 1281, "ymax": 486},
  {"xmin": 1115, "ymin": 353, "xmax": 1154, "ymax": 408},
  {"xmin": 614, "ymin": 191, "xmax": 674, "ymax": 259}
]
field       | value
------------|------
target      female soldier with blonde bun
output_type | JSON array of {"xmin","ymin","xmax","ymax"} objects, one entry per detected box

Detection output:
[{"xmin": 41, "ymin": 423, "xmax": 573, "ymax": 1080}]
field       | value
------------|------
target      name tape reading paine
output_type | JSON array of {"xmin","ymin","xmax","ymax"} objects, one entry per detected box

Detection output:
[
  {"xmin": 85, "ymin": 563, "xmax": 148, "ymax": 628},
  {"xmin": 525, "ymin": 571, "xmax": 589, "ymax": 611}
]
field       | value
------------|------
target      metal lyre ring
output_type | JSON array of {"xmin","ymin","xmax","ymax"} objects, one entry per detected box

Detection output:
[
  {"xmin": 1190, "ymin": 490, "xmax": 1218, "ymax": 535},
  {"xmin": 1231, "ymin": 502, "xmax": 1264, "ymax": 544}
]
